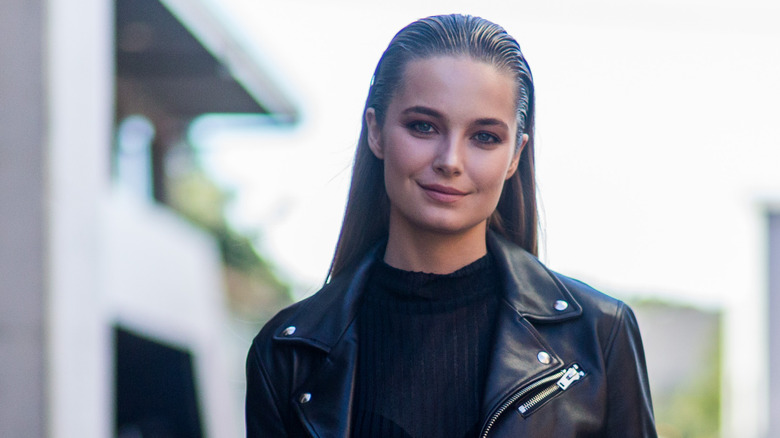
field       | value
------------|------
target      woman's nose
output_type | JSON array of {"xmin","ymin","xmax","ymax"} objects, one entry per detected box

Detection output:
[{"xmin": 432, "ymin": 136, "xmax": 463, "ymax": 177}]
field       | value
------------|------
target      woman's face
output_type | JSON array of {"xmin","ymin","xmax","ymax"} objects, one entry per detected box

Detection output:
[{"xmin": 366, "ymin": 56, "xmax": 527, "ymax": 239}]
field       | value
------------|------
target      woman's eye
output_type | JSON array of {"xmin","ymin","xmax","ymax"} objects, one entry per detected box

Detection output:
[
  {"xmin": 409, "ymin": 121, "xmax": 435, "ymax": 134},
  {"xmin": 474, "ymin": 132, "xmax": 500, "ymax": 144}
]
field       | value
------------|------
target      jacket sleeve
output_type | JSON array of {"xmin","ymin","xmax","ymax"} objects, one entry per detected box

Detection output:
[
  {"xmin": 603, "ymin": 302, "xmax": 658, "ymax": 437},
  {"xmin": 245, "ymin": 339, "xmax": 288, "ymax": 438}
]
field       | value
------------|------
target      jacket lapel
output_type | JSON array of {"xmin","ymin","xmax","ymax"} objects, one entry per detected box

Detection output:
[
  {"xmin": 487, "ymin": 232, "xmax": 582, "ymax": 322},
  {"xmin": 480, "ymin": 304, "xmax": 564, "ymax": 420},
  {"xmin": 276, "ymin": 244, "xmax": 380, "ymax": 437},
  {"xmin": 481, "ymin": 233, "xmax": 584, "ymax": 424},
  {"xmin": 292, "ymin": 320, "xmax": 359, "ymax": 437}
]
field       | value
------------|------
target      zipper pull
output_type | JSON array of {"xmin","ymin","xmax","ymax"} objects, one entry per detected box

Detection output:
[{"xmin": 556, "ymin": 364, "xmax": 585, "ymax": 391}]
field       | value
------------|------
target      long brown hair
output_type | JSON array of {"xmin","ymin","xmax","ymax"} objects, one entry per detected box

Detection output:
[{"xmin": 328, "ymin": 14, "xmax": 537, "ymax": 279}]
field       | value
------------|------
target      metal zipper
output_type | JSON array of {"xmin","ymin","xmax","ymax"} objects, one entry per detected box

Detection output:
[
  {"xmin": 480, "ymin": 364, "xmax": 586, "ymax": 437},
  {"xmin": 517, "ymin": 364, "xmax": 585, "ymax": 415}
]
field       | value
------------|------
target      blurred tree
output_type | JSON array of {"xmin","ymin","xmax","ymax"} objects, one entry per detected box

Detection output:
[
  {"xmin": 633, "ymin": 299, "xmax": 721, "ymax": 438},
  {"xmin": 655, "ymin": 335, "xmax": 720, "ymax": 438},
  {"xmin": 166, "ymin": 166, "xmax": 291, "ymax": 324}
]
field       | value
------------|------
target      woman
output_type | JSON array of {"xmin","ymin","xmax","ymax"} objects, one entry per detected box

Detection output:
[{"xmin": 246, "ymin": 14, "xmax": 656, "ymax": 437}]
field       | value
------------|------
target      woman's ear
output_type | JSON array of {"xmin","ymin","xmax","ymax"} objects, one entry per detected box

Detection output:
[
  {"xmin": 365, "ymin": 108, "xmax": 384, "ymax": 159},
  {"xmin": 505, "ymin": 133, "xmax": 528, "ymax": 180}
]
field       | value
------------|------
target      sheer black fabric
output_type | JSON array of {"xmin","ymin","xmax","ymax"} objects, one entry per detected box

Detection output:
[{"xmin": 352, "ymin": 254, "xmax": 500, "ymax": 438}]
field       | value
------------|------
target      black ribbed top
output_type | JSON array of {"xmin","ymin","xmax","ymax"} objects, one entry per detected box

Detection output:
[{"xmin": 352, "ymin": 253, "xmax": 501, "ymax": 438}]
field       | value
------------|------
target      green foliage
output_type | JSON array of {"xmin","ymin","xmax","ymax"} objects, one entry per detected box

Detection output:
[
  {"xmin": 214, "ymin": 226, "xmax": 288, "ymax": 295},
  {"xmin": 655, "ymin": 337, "xmax": 721, "ymax": 438},
  {"xmin": 166, "ymin": 167, "xmax": 291, "ymax": 319},
  {"xmin": 656, "ymin": 350, "xmax": 720, "ymax": 438},
  {"xmin": 632, "ymin": 299, "xmax": 721, "ymax": 438},
  {"xmin": 166, "ymin": 171, "xmax": 225, "ymax": 230}
]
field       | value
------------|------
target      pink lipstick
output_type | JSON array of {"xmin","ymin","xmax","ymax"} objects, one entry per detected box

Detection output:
[{"xmin": 419, "ymin": 183, "xmax": 467, "ymax": 203}]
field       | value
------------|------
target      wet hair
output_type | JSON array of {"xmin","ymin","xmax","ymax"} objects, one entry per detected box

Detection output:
[{"xmin": 328, "ymin": 14, "xmax": 537, "ymax": 279}]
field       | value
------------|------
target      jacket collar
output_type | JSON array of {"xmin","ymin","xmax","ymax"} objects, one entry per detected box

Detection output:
[
  {"xmin": 486, "ymin": 232, "xmax": 582, "ymax": 322},
  {"xmin": 275, "ymin": 232, "xmax": 585, "ymax": 437},
  {"xmin": 274, "ymin": 231, "xmax": 582, "ymax": 351},
  {"xmin": 271, "ymin": 245, "xmax": 376, "ymax": 352}
]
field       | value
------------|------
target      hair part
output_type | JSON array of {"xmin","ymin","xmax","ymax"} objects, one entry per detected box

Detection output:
[{"xmin": 328, "ymin": 14, "xmax": 538, "ymax": 279}]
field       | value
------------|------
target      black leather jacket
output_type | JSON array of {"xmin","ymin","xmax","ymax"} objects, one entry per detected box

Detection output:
[{"xmin": 246, "ymin": 233, "xmax": 657, "ymax": 437}]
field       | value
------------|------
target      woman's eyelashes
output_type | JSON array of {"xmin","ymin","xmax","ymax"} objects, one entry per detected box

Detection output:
[
  {"xmin": 405, "ymin": 120, "xmax": 503, "ymax": 146},
  {"xmin": 472, "ymin": 131, "xmax": 501, "ymax": 145},
  {"xmin": 407, "ymin": 120, "xmax": 437, "ymax": 135}
]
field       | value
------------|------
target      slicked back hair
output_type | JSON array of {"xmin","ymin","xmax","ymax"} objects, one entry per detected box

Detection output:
[{"xmin": 328, "ymin": 14, "xmax": 537, "ymax": 280}]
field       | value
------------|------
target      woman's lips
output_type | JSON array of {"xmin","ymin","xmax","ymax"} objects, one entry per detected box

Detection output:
[{"xmin": 419, "ymin": 183, "xmax": 468, "ymax": 203}]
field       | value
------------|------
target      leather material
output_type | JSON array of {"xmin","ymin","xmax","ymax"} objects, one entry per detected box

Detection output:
[{"xmin": 246, "ymin": 232, "xmax": 657, "ymax": 437}]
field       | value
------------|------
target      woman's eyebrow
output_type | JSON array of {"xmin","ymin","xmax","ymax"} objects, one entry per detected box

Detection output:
[
  {"xmin": 401, "ymin": 107, "xmax": 509, "ymax": 128},
  {"xmin": 401, "ymin": 106, "xmax": 443, "ymax": 118},
  {"xmin": 474, "ymin": 118, "xmax": 509, "ymax": 129}
]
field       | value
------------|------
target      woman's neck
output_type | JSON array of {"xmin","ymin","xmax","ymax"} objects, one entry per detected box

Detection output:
[{"xmin": 383, "ymin": 222, "xmax": 488, "ymax": 274}]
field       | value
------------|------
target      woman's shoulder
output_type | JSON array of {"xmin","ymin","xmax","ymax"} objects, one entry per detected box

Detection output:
[
  {"xmin": 488, "ymin": 231, "xmax": 631, "ymax": 324},
  {"xmin": 249, "ymin": 264, "xmax": 369, "ymax": 355},
  {"xmin": 249, "ymin": 281, "xmax": 332, "ymax": 349},
  {"xmin": 553, "ymin": 272, "xmax": 628, "ymax": 318},
  {"xmin": 248, "ymin": 297, "xmax": 309, "ymax": 359},
  {"xmin": 550, "ymin": 270, "xmax": 644, "ymax": 352}
]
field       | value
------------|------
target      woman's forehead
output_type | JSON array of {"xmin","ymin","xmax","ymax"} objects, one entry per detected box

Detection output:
[{"xmin": 390, "ymin": 56, "xmax": 517, "ymax": 122}]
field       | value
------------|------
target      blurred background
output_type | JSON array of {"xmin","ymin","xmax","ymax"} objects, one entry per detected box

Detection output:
[{"xmin": 1, "ymin": 0, "xmax": 778, "ymax": 437}]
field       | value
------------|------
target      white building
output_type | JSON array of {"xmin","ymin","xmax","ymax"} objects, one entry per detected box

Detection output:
[{"xmin": 0, "ymin": 0, "xmax": 296, "ymax": 436}]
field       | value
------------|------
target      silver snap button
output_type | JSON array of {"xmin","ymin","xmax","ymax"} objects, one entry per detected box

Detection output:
[
  {"xmin": 554, "ymin": 300, "xmax": 569, "ymax": 311},
  {"xmin": 282, "ymin": 326, "xmax": 296, "ymax": 336},
  {"xmin": 299, "ymin": 393, "xmax": 311, "ymax": 404},
  {"xmin": 537, "ymin": 351, "xmax": 551, "ymax": 364}
]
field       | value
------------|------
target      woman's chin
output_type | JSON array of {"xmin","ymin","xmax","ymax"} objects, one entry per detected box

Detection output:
[{"xmin": 395, "ymin": 216, "xmax": 489, "ymax": 239}]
